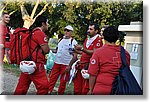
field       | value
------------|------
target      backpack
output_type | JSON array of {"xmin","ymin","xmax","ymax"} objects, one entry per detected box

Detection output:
[
  {"xmin": 10, "ymin": 27, "xmax": 39, "ymax": 65},
  {"xmin": 111, "ymin": 46, "xmax": 143, "ymax": 95}
]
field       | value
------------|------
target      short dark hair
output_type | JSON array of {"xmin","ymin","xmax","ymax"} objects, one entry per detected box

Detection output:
[
  {"xmin": 103, "ymin": 26, "xmax": 119, "ymax": 43},
  {"xmin": 89, "ymin": 23, "xmax": 99, "ymax": 31},
  {"xmin": 2, "ymin": 11, "xmax": 9, "ymax": 17},
  {"xmin": 34, "ymin": 15, "xmax": 47, "ymax": 27}
]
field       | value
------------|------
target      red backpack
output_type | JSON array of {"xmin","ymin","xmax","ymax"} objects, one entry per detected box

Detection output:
[{"xmin": 10, "ymin": 27, "xmax": 38, "ymax": 65}]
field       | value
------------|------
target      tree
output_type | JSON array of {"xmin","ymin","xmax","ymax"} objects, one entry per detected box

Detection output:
[{"xmin": 1, "ymin": 0, "xmax": 143, "ymax": 43}]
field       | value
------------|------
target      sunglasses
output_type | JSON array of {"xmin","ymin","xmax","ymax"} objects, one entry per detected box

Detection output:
[{"xmin": 64, "ymin": 29, "xmax": 71, "ymax": 32}]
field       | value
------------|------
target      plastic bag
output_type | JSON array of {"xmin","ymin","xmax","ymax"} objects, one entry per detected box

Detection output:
[{"xmin": 46, "ymin": 50, "xmax": 56, "ymax": 71}]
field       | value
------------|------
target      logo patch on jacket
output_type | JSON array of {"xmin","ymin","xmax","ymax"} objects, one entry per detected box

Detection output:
[
  {"xmin": 44, "ymin": 37, "xmax": 48, "ymax": 42},
  {"xmin": 91, "ymin": 59, "xmax": 96, "ymax": 64},
  {"xmin": 96, "ymin": 43, "xmax": 100, "ymax": 47}
]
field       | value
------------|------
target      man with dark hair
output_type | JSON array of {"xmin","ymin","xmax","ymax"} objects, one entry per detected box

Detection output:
[
  {"xmin": 89, "ymin": 23, "xmax": 100, "ymax": 33},
  {"xmin": 0, "ymin": 11, "xmax": 11, "ymax": 63},
  {"xmin": 88, "ymin": 26, "xmax": 130, "ymax": 94},
  {"xmin": 74, "ymin": 23, "xmax": 103, "ymax": 94},
  {"xmin": 14, "ymin": 15, "xmax": 50, "ymax": 95}
]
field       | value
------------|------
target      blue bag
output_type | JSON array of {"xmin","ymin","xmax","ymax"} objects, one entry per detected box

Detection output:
[
  {"xmin": 46, "ymin": 50, "xmax": 56, "ymax": 71},
  {"xmin": 111, "ymin": 46, "xmax": 142, "ymax": 95}
]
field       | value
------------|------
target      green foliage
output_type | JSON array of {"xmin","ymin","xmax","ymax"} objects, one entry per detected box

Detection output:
[{"xmin": 2, "ymin": 0, "xmax": 143, "ymax": 43}]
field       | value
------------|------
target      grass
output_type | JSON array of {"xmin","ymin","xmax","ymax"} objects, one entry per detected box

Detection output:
[
  {"xmin": 3, "ymin": 63, "xmax": 74, "ymax": 95},
  {"xmin": 3, "ymin": 63, "xmax": 21, "ymax": 77},
  {"xmin": 52, "ymin": 79, "xmax": 74, "ymax": 95}
]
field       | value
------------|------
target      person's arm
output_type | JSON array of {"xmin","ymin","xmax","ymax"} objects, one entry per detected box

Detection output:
[
  {"xmin": 88, "ymin": 75, "xmax": 96, "ymax": 95},
  {"xmin": 81, "ymin": 47, "xmax": 95, "ymax": 55},
  {"xmin": 74, "ymin": 48, "xmax": 82, "ymax": 54},
  {"xmin": 88, "ymin": 51, "xmax": 100, "ymax": 95},
  {"xmin": 40, "ymin": 44, "xmax": 50, "ymax": 55},
  {"xmin": 33, "ymin": 31, "xmax": 50, "ymax": 55},
  {"xmin": 65, "ymin": 52, "xmax": 78, "ymax": 73},
  {"xmin": 74, "ymin": 44, "xmax": 95, "ymax": 55}
]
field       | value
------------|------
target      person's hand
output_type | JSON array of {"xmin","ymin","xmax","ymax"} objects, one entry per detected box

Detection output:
[
  {"xmin": 65, "ymin": 65, "xmax": 71, "ymax": 73},
  {"xmin": 74, "ymin": 45, "xmax": 82, "ymax": 51},
  {"xmin": 45, "ymin": 54, "xmax": 49, "ymax": 59}
]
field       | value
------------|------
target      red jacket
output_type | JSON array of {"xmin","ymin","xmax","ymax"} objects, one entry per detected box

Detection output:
[
  {"xmin": 88, "ymin": 44, "xmax": 130, "ymax": 94},
  {"xmin": 0, "ymin": 24, "xmax": 11, "ymax": 48},
  {"xmin": 31, "ymin": 28, "xmax": 48, "ymax": 64},
  {"xmin": 80, "ymin": 36, "xmax": 103, "ymax": 63}
]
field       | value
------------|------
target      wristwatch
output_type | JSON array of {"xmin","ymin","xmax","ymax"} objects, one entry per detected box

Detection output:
[{"xmin": 81, "ymin": 47, "xmax": 84, "ymax": 51}]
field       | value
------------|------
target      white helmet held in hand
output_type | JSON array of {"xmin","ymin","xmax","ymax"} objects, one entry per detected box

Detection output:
[
  {"xmin": 81, "ymin": 69, "xmax": 89, "ymax": 79},
  {"xmin": 20, "ymin": 61, "xmax": 36, "ymax": 74}
]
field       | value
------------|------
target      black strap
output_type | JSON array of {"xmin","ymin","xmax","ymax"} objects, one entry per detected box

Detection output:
[
  {"xmin": 35, "ymin": 46, "xmax": 40, "ymax": 62},
  {"xmin": 23, "ymin": 45, "xmax": 39, "ymax": 61},
  {"xmin": 71, "ymin": 38, "xmax": 73, "ymax": 45},
  {"xmin": 14, "ymin": 33, "xmax": 17, "ymax": 63},
  {"xmin": 18, "ymin": 32, "xmax": 22, "ymax": 61},
  {"xmin": 120, "ymin": 46, "xmax": 128, "ymax": 67},
  {"xmin": 26, "ymin": 29, "xmax": 40, "ymax": 61}
]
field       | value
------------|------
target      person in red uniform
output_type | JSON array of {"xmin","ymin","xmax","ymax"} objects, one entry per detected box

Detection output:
[
  {"xmin": 74, "ymin": 23, "xmax": 103, "ymax": 95},
  {"xmin": 88, "ymin": 26, "xmax": 130, "ymax": 95},
  {"xmin": 0, "ymin": 11, "xmax": 11, "ymax": 63},
  {"xmin": 14, "ymin": 15, "xmax": 50, "ymax": 95}
]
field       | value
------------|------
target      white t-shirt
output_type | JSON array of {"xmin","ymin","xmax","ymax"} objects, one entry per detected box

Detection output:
[{"xmin": 54, "ymin": 38, "xmax": 78, "ymax": 65}]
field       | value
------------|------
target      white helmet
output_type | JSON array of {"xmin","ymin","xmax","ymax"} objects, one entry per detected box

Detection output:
[
  {"xmin": 20, "ymin": 61, "xmax": 36, "ymax": 74},
  {"xmin": 81, "ymin": 69, "xmax": 89, "ymax": 79}
]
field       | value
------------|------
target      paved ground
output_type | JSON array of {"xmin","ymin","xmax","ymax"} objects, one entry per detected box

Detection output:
[
  {"xmin": 1, "ymin": 69, "xmax": 59, "ymax": 95},
  {"xmin": 1, "ymin": 70, "xmax": 36, "ymax": 95}
]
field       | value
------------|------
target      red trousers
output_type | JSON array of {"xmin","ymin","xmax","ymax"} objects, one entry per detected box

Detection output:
[
  {"xmin": 48, "ymin": 63, "xmax": 69, "ymax": 95},
  {"xmin": 82, "ymin": 79, "xmax": 89, "ymax": 95},
  {"xmin": 73, "ymin": 69, "xmax": 89, "ymax": 95},
  {"xmin": 73, "ymin": 69, "xmax": 83, "ymax": 95},
  {"xmin": 14, "ymin": 63, "xmax": 49, "ymax": 95}
]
